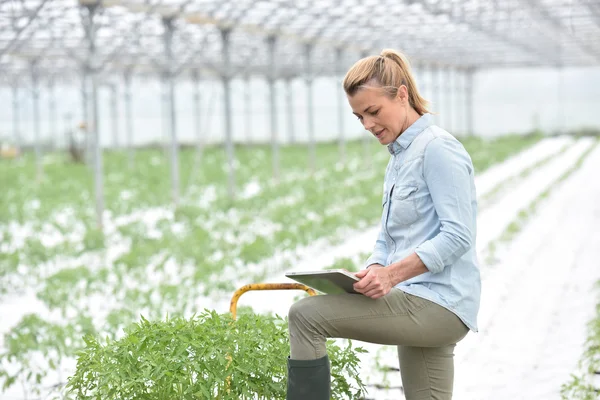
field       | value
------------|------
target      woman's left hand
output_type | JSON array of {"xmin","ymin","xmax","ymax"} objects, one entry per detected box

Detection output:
[{"xmin": 353, "ymin": 266, "xmax": 393, "ymax": 299}]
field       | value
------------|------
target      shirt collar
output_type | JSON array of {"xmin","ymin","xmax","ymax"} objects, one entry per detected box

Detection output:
[{"xmin": 387, "ymin": 113, "xmax": 433, "ymax": 155}]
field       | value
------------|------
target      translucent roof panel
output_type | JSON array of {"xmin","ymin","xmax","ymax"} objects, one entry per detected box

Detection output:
[{"xmin": 1, "ymin": 0, "xmax": 599, "ymax": 82}]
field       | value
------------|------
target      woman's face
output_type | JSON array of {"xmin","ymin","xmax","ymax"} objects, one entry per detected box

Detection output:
[{"xmin": 347, "ymin": 86, "xmax": 407, "ymax": 145}]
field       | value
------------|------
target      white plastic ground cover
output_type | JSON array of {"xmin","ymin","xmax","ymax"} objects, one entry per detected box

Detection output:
[
  {"xmin": 454, "ymin": 142, "xmax": 600, "ymax": 400},
  {"xmin": 476, "ymin": 138, "xmax": 593, "ymax": 257},
  {"xmin": 0, "ymin": 136, "xmax": 589, "ymax": 399},
  {"xmin": 473, "ymin": 135, "xmax": 573, "ymax": 196}
]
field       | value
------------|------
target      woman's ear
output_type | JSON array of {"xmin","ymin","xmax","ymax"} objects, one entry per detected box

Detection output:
[{"xmin": 396, "ymin": 85, "xmax": 409, "ymax": 104}]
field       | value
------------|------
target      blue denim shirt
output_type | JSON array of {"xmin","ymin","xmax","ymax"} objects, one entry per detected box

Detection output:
[{"xmin": 365, "ymin": 113, "xmax": 481, "ymax": 332}]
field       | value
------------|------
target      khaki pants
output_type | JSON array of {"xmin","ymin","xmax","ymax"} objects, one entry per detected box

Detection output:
[{"xmin": 288, "ymin": 289, "xmax": 469, "ymax": 400}]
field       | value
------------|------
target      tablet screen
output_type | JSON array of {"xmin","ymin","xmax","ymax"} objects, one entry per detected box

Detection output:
[{"xmin": 285, "ymin": 270, "xmax": 360, "ymax": 295}]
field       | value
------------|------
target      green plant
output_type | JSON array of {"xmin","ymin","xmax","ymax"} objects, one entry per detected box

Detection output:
[
  {"xmin": 0, "ymin": 135, "xmax": 546, "ymax": 396},
  {"xmin": 82, "ymin": 227, "xmax": 105, "ymax": 251},
  {"xmin": 561, "ymin": 281, "xmax": 600, "ymax": 399},
  {"xmin": 67, "ymin": 311, "xmax": 366, "ymax": 399},
  {"xmin": 324, "ymin": 253, "xmax": 370, "ymax": 273},
  {"xmin": 0, "ymin": 314, "xmax": 96, "ymax": 396},
  {"xmin": 37, "ymin": 266, "xmax": 93, "ymax": 310}
]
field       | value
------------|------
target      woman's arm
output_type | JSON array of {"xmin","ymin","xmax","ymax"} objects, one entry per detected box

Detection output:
[
  {"xmin": 354, "ymin": 252, "xmax": 427, "ymax": 298},
  {"xmin": 414, "ymin": 136, "xmax": 476, "ymax": 274}
]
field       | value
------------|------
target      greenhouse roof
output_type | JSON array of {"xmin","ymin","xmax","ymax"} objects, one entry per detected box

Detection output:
[{"xmin": 1, "ymin": 0, "xmax": 599, "ymax": 83}]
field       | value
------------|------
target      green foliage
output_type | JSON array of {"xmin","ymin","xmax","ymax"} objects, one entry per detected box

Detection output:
[
  {"xmin": 0, "ymin": 135, "xmax": 546, "ymax": 397},
  {"xmin": 66, "ymin": 311, "xmax": 366, "ymax": 400},
  {"xmin": 22, "ymin": 236, "xmax": 54, "ymax": 265},
  {"xmin": 36, "ymin": 266, "xmax": 110, "ymax": 314},
  {"xmin": 561, "ymin": 285, "xmax": 600, "ymax": 399},
  {"xmin": 324, "ymin": 253, "xmax": 371, "ymax": 273},
  {"xmin": 0, "ymin": 313, "xmax": 96, "ymax": 396},
  {"xmin": 82, "ymin": 228, "xmax": 105, "ymax": 251},
  {"xmin": 569, "ymin": 127, "xmax": 600, "ymax": 137},
  {"xmin": 239, "ymin": 236, "xmax": 272, "ymax": 263}
]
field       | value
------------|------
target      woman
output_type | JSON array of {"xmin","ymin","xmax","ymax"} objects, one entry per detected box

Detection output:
[{"xmin": 286, "ymin": 49, "xmax": 481, "ymax": 400}]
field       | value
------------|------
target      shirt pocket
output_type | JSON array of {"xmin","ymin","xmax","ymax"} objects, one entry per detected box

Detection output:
[
  {"xmin": 391, "ymin": 184, "xmax": 420, "ymax": 226},
  {"xmin": 382, "ymin": 192, "xmax": 388, "ymax": 208}
]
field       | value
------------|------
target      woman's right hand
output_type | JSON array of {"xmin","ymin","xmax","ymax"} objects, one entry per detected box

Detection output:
[{"xmin": 354, "ymin": 264, "xmax": 394, "ymax": 299}]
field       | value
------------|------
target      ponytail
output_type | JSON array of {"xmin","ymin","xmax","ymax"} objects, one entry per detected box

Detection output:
[{"xmin": 343, "ymin": 49, "xmax": 430, "ymax": 115}]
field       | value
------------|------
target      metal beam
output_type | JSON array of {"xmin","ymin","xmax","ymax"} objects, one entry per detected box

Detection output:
[
  {"xmin": 162, "ymin": 15, "xmax": 180, "ymax": 206},
  {"xmin": 124, "ymin": 68, "xmax": 134, "ymax": 169},
  {"xmin": 335, "ymin": 46, "xmax": 346, "ymax": 165},
  {"xmin": 11, "ymin": 83, "xmax": 21, "ymax": 151},
  {"xmin": 110, "ymin": 82, "xmax": 119, "ymax": 148},
  {"xmin": 221, "ymin": 27, "xmax": 236, "ymax": 201},
  {"xmin": 0, "ymin": 0, "xmax": 50, "ymax": 58},
  {"xmin": 419, "ymin": 0, "xmax": 559, "ymax": 66},
  {"xmin": 524, "ymin": 0, "xmax": 600, "ymax": 63},
  {"xmin": 285, "ymin": 77, "xmax": 295, "ymax": 145},
  {"xmin": 244, "ymin": 75, "xmax": 252, "ymax": 143},
  {"xmin": 304, "ymin": 42, "xmax": 316, "ymax": 173},
  {"xmin": 192, "ymin": 68, "xmax": 202, "ymax": 165},
  {"xmin": 30, "ymin": 58, "xmax": 42, "ymax": 181},
  {"xmin": 81, "ymin": 0, "xmax": 104, "ymax": 230},
  {"xmin": 465, "ymin": 67, "xmax": 475, "ymax": 137},
  {"xmin": 267, "ymin": 35, "xmax": 280, "ymax": 183},
  {"xmin": 446, "ymin": 67, "xmax": 453, "ymax": 133},
  {"xmin": 48, "ymin": 75, "xmax": 56, "ymax": 148}
]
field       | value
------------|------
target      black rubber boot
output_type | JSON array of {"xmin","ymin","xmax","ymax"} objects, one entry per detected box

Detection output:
[{"xmin": 286, "ymin": 355, "xmax": 331, "ymax": 400}]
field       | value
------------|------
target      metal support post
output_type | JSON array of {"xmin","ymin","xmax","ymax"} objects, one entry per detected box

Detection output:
[
  {"xmin": 446, "ymin": 67, "xmax": 453, "ymax": 132},
  {"xmin": 124, "ymin": 69, "xmax": 134, "ymax": 169},
  {"xmin": 30, "ymin": 59, "xmax": 42, "ymax": 181},
  {"xmin": 48, "ymin": 77, "xmax": 57, "ymax": 149},
  {"xmin": 11, "ymin": 84, "xmax": 20, "ymax": 151},
  {"xmin": 435, "ymin": 65, "xmax": 443, "ymax": 127},
  {"xmin": 82, "ymin": 1, "xmax": 104, "ymax": 229},
  {"xmin": 285, "ymin": 78, "xmax": 295, "ymax": 145},
  {"xmin": 162, "ymin": 16, "xmax": 180, "ymax": 206},
  {"xmin": 192, "ymin": 69, "xmax": 203, "ymax": 165},
  {"xmin": 80, "ymin": 69, "xmax": 91, "ymax": 163},
  {"xmin": 267, "ymin": 35, "xmax": 280, "ymax": 182},
  {"xmin": 221, "ymin": 28, "xmax": 236, "ymax": 200},
  {"xmin": 361, "ymin": 50, "xmax": 370, "ymax": 163},
  {"xmin": 244, "ymin": 75, "xmax": 252, "ymax": 143},
  {"xmin": 110, "ymin": 83, "xmax": 119, "ymax": 148},
  {"xmin": 304, "ymin": 43, "xmax": 316, "ymax": 172},
  {"xmin": 465, "ymin": 67, "xmax": 474, "ymax": 137},
  {"xmin": 336, "ymin": 47, "xmax": 346, "ymax": 165}
]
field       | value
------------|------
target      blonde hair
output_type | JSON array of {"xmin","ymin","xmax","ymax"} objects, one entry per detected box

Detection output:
[{"xmin": 343, "ymin": 49, "xmax": 430, "ymax": 115}]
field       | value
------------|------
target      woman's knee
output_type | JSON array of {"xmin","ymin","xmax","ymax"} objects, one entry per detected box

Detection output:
[{"xmin": 288, "ymin": 295, "xmax": 328, "ymax": 332}]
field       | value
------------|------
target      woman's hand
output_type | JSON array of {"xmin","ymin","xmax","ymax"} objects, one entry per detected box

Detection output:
[
  {"xmin": 353, "ymin": 265, "xmax": 393, "ymax": 299},
  {"xmin": 353, "ymin": 253, "xmax": 429, "ymax": 299}
]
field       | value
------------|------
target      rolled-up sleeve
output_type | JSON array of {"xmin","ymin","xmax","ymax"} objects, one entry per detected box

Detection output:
[
  {"xmin": 365, "ymin": 225, "xmax": 388, "ymax": 268},
  {"xmin": 415, "ymin": 137, "xmax": 475, "ymax": 274}
]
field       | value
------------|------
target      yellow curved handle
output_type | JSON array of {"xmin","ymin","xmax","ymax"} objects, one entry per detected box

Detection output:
[{"xmin": 230, "ymin": 283, "xmax": 317, "ymax": 320}]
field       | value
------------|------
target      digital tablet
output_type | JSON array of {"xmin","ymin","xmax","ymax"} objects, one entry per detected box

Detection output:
[{"xmin": 285, "ymin": 269, "xmax": 361, "ymax": 295}]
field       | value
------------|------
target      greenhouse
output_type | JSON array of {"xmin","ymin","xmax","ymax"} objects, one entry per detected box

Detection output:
[{"xmin": 1, "ymin": 0, "xmax": 600, "ymax": 399}]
